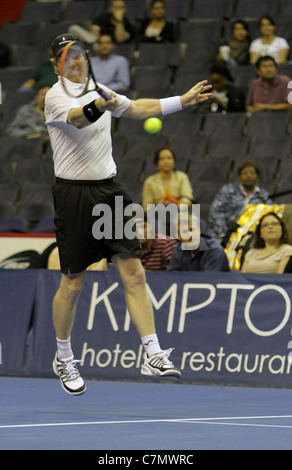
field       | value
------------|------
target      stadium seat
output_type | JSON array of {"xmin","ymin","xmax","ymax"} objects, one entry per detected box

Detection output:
[
  {"xmin": 275, "ymin": 157, "xmax": 292, "ymax": 185},
  {"xmin": 2, "ymin": 91, "xmax": 33, "ymax": 131},
  {"xmin": 164, "ymin": 0, "xmax": 191, "ymax": 20},
  {"xmin": 207, "ymin": 135, "xmax": 250, "ymax": 159},
  {"xmin": 13, "ymin": 44, "xmax": 49, "ymax": 67},
  {"xmin": 193, "ymin": 182, "xmax": 223, "ymax": 203},
  {"xmin": 167, "ymin": 136, "xmax": 208, "ymax": 159},
  {"xmin": 249, "ymin": 136, "xmax": 291, "ymax": 160},
  {"xmin": 21, "ymin": 1, "xmax": 63, "ymax": 21},
  {"xmin": 115, "ymin": 158, "xmax": 145, "ymax": 185},
  {"xmin": 17, "ymin": 182, "xmax": 54, "ymax": 206},
  {"xmin": 234, "ymin": 0, "xmax": 279, "ymax": 18},
  {"xmin": 0, "ymin": 201, "xmax": 14, "ymax": 218},
  {"xmin": 203, "ymin": 113, "xmax": 247, "ymax": 137},
  {"xmin": 278, "ymin": 0, "xmax": 292, "ymax": 18},
  {"xmin": 124, "ymin": 136, "xmax": 166, "ymax": 159},
  {"xmin": 122, "ymin": 0, "xmax": 147, "ymax": 20},
  {"xmin": 114, "ymin": 118, "xmax": 146, "ymax": 138},
  {"xmin": 32, "ymin": 216, "xmax": 56, "ymax": 234},
  {"xmin": 272, "ymin": 181, "xmax": 292, "ymax": 204},
  {"xmin": 0, "ymin": 216, "xmax": 27, "ymax": 233},
  {"xmin": 188, "ymin": 157, "xmax": 233, "ymax": 183},
  {"xmin": 181, "ymin": 43, "xmax": 218, "ymax": 70},
  {"xmin": 0, "ymin": 137, "xmax": 44, "ymax": 161},
  {"xmin": 63, "ymin": 1, "xmax": 105, "ymax": 21},
  {"xmin": 0, "ymin": 162, "xmax": 13, "ymax": 184},
  {"xmin": 0, "ymin": 183, "xmax": 21, "ymax": 205},
  {"xmin": 179, "ymin": 19, "xmax": 223, "ymax": 45},
  {"xmin": 245, "ymin": 113, "xmax": 290, "ymax": 137},
  {"xmin": 0, "ymin": 66, "xmax": 34, "ymax": 92},
  {"xmin": 112, "ymin": 136, "xmax": 127, "ymax": 160},
  {"xmin": 40, "ymin": 21, "xmax": 73, "ymax": 46},
  {"xmin": 131, "ymin": 66, "xmax": 172, "ymax": 93},
  {"xmin": 17, "ymin": 202, "xmax": 55, "ymax": 229},
  {"xmin": 114, "ymin": 43, "xmax": 137, "ymax": 65},
  {"xmin": 0, "ymin": 21, "xmax": 43, "ymax": 46},
  {"xmin": 189, "ymin": 0, "xmax": 234, "ymax": 19},
  {"xmin": 12, "ymin": 160, "xmax": 54, "ymax": 185},
  {"xmin": 232, "ymin": 65, "xmax": 257, "ymax": 93},
  {"xmin": 172, "ymin": 68, "xmax": 211, "ymax": 95},
  {"xmin": 137, "ymin": 43, "xmax": 181, "ymax": 67},
  {"xmin": 122, "ymin": 183, "xmax": 143, "ymax": 205},
  {"xmin": 161, "ymin": 113, "xmax": 203, "ymax": 138}
]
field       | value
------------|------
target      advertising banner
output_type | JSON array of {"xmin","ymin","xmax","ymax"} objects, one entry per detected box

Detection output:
[
  {"xmin": 0, "ymin": 270, "xmax": 37, "ymax": 374},
  {"xmin": 21, "ymin": 270, "xmax": 292, "ymax": 387}
]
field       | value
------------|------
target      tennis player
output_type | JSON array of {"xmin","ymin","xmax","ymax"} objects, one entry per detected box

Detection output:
[{"xmin": 45, "ymin": 34, "xmax": 212, "ymax": 395}]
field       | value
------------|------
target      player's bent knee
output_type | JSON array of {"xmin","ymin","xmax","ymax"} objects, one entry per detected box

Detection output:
[{"xmin": 60, "ymin": 272, "xmax": 86, "ymax": 297}]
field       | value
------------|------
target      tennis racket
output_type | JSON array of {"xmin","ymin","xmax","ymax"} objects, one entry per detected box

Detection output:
[{"xmin": 58, "ymin": 40, "xmax": 111, "ymax": 100}]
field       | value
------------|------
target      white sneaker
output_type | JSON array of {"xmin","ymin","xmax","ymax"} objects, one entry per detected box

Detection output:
[
  {"xmin": 141, "ymin": 348, "xmax": 181, "ymax": 378},
  {"xmin": 52, "ymin": 353, "xmax": 86, "ymax": 396}
]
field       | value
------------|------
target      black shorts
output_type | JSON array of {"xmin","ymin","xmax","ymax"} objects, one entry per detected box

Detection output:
[{"xmin": 52, "ymin": 177, "xmax": 141, "ymax": 274}]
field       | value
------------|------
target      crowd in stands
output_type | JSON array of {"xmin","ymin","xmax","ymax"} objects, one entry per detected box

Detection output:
[{"xmin": 1, "ymin": 0, "xmax": 292, "ymax": 274}]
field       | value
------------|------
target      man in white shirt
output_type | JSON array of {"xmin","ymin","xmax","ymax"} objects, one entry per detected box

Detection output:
[{"xmin": 46, "ymin": 34, "xmax": 212, "ymax": 395}]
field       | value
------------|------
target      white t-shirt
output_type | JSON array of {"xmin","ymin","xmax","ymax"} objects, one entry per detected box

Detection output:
[
  {"xmin": 243, "ymin": 243, "xmax": 292, "ymax": 273},
  {"xmin": 249, "ymin": 36, "xmax": 289, "ymax": 63},
  {"xmin": 45, "ymin": 76, "xmax": 130, "ymax": 180}
]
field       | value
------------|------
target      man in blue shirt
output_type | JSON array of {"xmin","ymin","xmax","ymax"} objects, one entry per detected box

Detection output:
[
  {"xmin": 91, "ymin": 34, "xmax": 130, "ymax": 92},
  {"xmin": 206, "ymin": 160, "xmax": 273, "ymax": 242},
  {"xmin": 168, "ymin": 211, "xmax": 230, "ymax": 272}
]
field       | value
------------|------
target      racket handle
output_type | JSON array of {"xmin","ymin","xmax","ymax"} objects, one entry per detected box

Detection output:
[{"xmin": 99, "ymin": 89, "xmax": 111, "ymax": 101}]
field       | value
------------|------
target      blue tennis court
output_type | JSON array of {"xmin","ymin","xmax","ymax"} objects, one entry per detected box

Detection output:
[{"xmin": 0, "ymin": 376, "xmax": 291, "ymax": 450}]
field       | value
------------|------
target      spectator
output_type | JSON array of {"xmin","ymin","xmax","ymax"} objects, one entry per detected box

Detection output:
[
  {"xmin": 137, "ymin": 0, "xmax": 176, "ymax": 44},
  {"xmin": 6, "ymin": 84, "xmax": 50, "ymax": 139},
  {"xmin": 168, "ymin": 211, "xmax": 230, "ymax": 272},
  {"xmin": 91, "ymin": 34, "xmax": 130, "ymax": 92},
  {"xmin": 246, "ymin": 55, "xmax": 292, "ymax": 112},
  {"xmin": 142, "ymin": 146, "xmax": 194, "ymax": 210},
  {"xmin": 69, "ymin": 0, "xmax": 136, "ymax": 45},
  {"xmin": 136, "ymin": 214, "xmax": 177, "ymax": 271},
  {"xmin": 91, "ymin": 0, "xmax": 136, "ymax": 43},
  {"xmin": 18, "ymin": 45, "xmax": 57, "ymax": 92},
  {"xmin": 207, "ymin": 160, "xmax": 273, "ymax": 243},
  {"xmin": 250, "ymin": 15, "xmax": 289, "ymax": 66},
  {"xmin": 240, "ymin": 212, "xmax": 292, "ymax": 273},
  {"xmin": 195, "ymin": 63, "xmax": 246, "ymax": 113},
  {"xmin": 216, "ymin": 19, "xmax": 250, "ymax": 67}
]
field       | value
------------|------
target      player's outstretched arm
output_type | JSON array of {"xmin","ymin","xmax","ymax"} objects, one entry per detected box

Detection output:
[
  {"xmin": 122, "ymin": 80, "xmax": 212, "ymax": 119},
  {"xmin": 181, "ymin": 80, "xmax": 212, "ymax": 108}
]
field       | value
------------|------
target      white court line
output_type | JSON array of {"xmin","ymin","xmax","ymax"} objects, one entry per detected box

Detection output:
[
  {"xmin": 176, "ymin": 421, "xmax": 292, "ymax": 429},
  {"xmin": 1, "ymin": 415, "xmax": 292, "ymax": 430}
]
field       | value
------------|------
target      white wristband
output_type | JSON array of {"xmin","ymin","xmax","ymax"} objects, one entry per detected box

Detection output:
[{"xmin": 160, "ymin": 96, "xmax": 182, "ymax": 115}]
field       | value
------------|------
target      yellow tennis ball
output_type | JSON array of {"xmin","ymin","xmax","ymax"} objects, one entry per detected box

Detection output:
[{"xmin": 143, "ymin": 117, "xmax": 162, "ymax": 134}]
